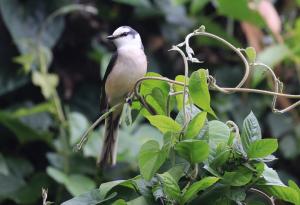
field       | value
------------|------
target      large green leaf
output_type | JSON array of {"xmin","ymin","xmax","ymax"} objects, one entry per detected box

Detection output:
[
  {"xmin": 146, "ymin": 115, "xmax": 182, "ymax": 134},
  {"xmin": 247, "ymin": 139, "xmax": 278, "ymax": 159},
  {"xmin": 208, "ymin": 120, "xmax": 230, "ymax": 150},
  {"xmin": 47, "ymin": 167, "xmax": 96, "ymax": 196},
  {"xmin": 175, "ymin": 140, "xmax": 209, "ymax": 164},
  {"xmin": 181, "ymin": 177, "xmax": 219, "ymax": 204},
  {"xmin": 259, "ymin": 165, "xmax": 285, "ymax": 186},
  {"xmin": 189, "ymin": 69, "xmax": 216, "ymax": 117},
  {"xmin": 138, "ymin": 140, "xmax": 167, "ymax": 181},
  {"xmin": 0, "ymin": 111, "xmax": 52, "ymax": 144},
  {"xmin": 261, "ymin": 185, "xmax": 300, "ymax": 205},
  {"xmin": 0, "ymin": 0, "xmax": 65, "ymax": 53},
  {"xmin": 185, "ymin": 112, "xmax": 207, "ymax": 139},
  {"xmin": 216, "ymin": 0, "xmax": 264, "ymax": 26},
  {"xmin": 65, "ymin": 175, "xmax": 96, "ymax": 196},
  {"xmin": 241, "ymin": 112, "xmax": 262, "ymax": 152},
  {"xmin": 157, "ymin": 172, "xmax": 181, "ymax": 201}
]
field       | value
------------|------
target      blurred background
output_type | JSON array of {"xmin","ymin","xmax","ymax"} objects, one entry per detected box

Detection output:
[{"xmin": 0, "ymin": 0, "xmax": 300, "ymax": 204}]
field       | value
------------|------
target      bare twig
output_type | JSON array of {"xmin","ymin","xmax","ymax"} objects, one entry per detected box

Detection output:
[
  {"xmin": 248, "ymin": 188, "xmax": 276, "ymax": 205},
  {"xmin": 133, "ymin": 25, "xmax": 300, "ymax": 114}
]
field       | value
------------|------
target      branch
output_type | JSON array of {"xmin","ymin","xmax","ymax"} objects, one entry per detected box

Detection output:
[{"xmin": 248, "ymin": 188, "xmax": 276, "ymax": 205}]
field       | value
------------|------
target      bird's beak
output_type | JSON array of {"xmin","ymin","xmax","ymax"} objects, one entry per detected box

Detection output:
[{"xmin": 106, "ymin": 35, "xmax": 116, "ymax": 40}]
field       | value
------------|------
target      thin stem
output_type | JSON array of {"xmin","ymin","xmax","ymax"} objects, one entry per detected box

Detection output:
[
  {"xmin": 183, "ymin": 29, "xmax": 250, "ymax": 91},
  {"xmin": 74, "ymin": 103, "xmax": 123, "ymax": 151},
  {"xmin": 134, "ymin": 76, "xmax": 300, "ymax": 114},
  {"xmin": 169, "ymin": 46, "xmax": 189, "ymax": 126}
]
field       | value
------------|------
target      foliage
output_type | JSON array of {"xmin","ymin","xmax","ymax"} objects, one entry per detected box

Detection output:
[{"xmin": 1, "ymin": 0, "xmax": 300, "ymax": 205}]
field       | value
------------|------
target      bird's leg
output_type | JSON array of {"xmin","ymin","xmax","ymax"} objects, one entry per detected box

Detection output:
[{"xmin": 125, "ymin": 95, "xmax": 133, "ymax": 106}]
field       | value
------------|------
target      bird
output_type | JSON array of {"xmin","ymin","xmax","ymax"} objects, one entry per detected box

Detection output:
[{"xmin": 98, "ymin": 26, "xmax": 147, "ymax": 167}]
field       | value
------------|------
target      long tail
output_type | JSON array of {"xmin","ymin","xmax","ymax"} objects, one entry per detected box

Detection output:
[{"xmin": 98, "ymin": 110, "xmax": 121, "ymax": 168}]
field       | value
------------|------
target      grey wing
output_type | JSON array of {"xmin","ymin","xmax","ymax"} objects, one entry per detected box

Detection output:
[{"xmin": 100, "ymin": 52, "xmax": 118, "ymax": 111}]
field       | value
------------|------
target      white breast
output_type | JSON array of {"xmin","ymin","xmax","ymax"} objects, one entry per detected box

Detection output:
[{"xmin": 105, "ymin": 47, "xmax": 147, "ymax": 105}]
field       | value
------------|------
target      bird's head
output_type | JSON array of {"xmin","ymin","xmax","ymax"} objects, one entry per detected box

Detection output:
[{"xmin": 107, "ymin": 26, "xmax": 143, "ymax": 49}]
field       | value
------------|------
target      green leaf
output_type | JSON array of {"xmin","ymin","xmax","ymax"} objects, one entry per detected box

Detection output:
[
  {"xmin": 222, "ymin": 167, "xmax": 252, "ymax": 186},
  {"xmin": 145, "ymin": 88, "xmax": 167, "ymax": 115},
  {"xmin": 210, "ymin": 148, "xmax": 231, "ymax": 169},
  {"xmin": 99, "ymin": 180, "xmax": 127, "ymax": 199},
  {"xmin": 167, "ymin": 164, "xmax": 187, "ymax": 182},
  {"xmin": 217, "ymin": 0, "xmax": 264, "ymax": 26},
  {"xmin": 112, "ymin": 199, "xmax": 127, "ymax": 205},
  {"xmin": 0, "ymin": 154, "xmax": 9, "ymax": 175},
  {"xmin": 140, "ymin": 72, "xmax": 169, "ymax": 96},
  {"xmin": 0, "ymin": 0, "xmax": 65, "ymax": 53},
  {"xmin": 208, "ymin": 120, "xmax": 230, "ymax": 150},
  {"xmin": 157, "ymin": 172, "xmax": 181, "ymax": 201},
  {"xmin": 113, "ymin": 0, "xmax": 151, "ymax": 7},
  {"xmin": 65, "ymin": 174, "xmax": 96, "ymax": 196},
  {"xmin": 260, "ymin": 165, "xmax": 285, "ymax": 186},
  {"xmin": 247, "ymin": 139, "xmax": 278, "ymax": 159},
  {"xmin": 190, "ymin": 0, "xmax": 210, "ymax": 15},
  {"xmin": 241, "ymin": 112, "xmax": 261, "ymax": 152},
  {"xmin": 245, "ymin": 47, "xmax": 256, "ymax": 63},
  {"xmin": 185, "ymin": 112, "xmax": 207, "ymax": 139},
  {"xmin": 0, "ymin": 111, "xmax": 52, "ymax": 144},
  {"xmin": 61, "ymin": 190, "xmax": 116, "ymax": 205},
  {"xmin": 181, "ymin": 177, "xmax": 219, "ymax": 204},
  {"xmin": 252, "ymin": 44, "xmax": 290, "ymax": 87},
  {"xmin": 12, "ymin": 102, "xmax": 55, "ymax": 117},
  {"xmin": 68, "ymin": 112, "xmax": 89, "ymax": 145},
  {"xmin": 175, "ymin": 140, "xmax": 209, "ymax": 164},
  {"xmin": 13, "ymin": 53, "xmax": 35, "ymax": 73},
  {"xmin": 46, "ymin": 166, "xmax": 67, "ymax": 184},
  {"xmin": 138, "ymin": 140, "xmax": 167, "ymax": 181},
  {"xmin": 32, "ymin": 71, "xmax": 59, "ymax": 99},
  {"xmin": 261, "ymin": 185, "xmax": 300, "ymax": 205},
  {"xmin": 146, "ymin": 115, "xmax": 182, "ymax": 134},
  {"xmin": 127, "ymin": 196, "xmax": 150, "ymax": 205},
  {"xmin": 47, "ymin": 167, "xmax": 96, "ymax": 196},
  {"xmin": 176, "ymin": 105, "xmax": 200, "ymax": 126},
  {"xmin": 189, "ymin": 69, "xmax": 216, "ymax": 117},
  {"xmin": 0, "ymin": 174, "xmax": 25, "ymax": 197}
]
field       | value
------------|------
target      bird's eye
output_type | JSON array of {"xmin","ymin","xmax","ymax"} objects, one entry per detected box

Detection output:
[{"xmin": 120, "ymin": 32, "xmax": 129, "ymax": 37}]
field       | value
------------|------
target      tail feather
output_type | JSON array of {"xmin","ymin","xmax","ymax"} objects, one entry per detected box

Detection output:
[{"xmin": 98, "ymin": 110, "xmax": 121, "ymax": 168}]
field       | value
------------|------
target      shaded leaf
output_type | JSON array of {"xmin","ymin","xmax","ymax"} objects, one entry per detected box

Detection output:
[
  {"xmin": 181, "ymin": 177, "xmax": 219, "ymax": 204},
  {"xmin": 175, "ymin": 140, "xmax": 209, "ymax": 164},
  {"xmin": 247, "ymin": 139, "xmax": 278, "ymax": 159},
  {"xmin": 138, "ymin": 140, "xmax": 167, "ymax": 181},
  {"xmin": 222, "ymin": 167, "xmax": 252, "ymax": 186},
  {"xmin": 241, "ymin": 112, "xmax": 261, "ymax": 152}
]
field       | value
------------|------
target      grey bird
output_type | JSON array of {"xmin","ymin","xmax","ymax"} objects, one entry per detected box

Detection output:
[{"xmin": 99, "ymin": 26, "xmax": 147, "ymax": 167}]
